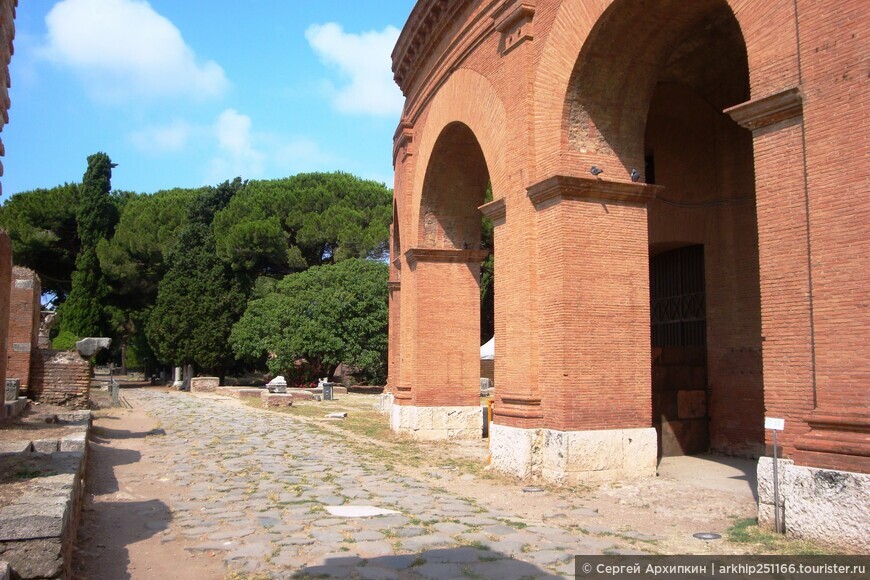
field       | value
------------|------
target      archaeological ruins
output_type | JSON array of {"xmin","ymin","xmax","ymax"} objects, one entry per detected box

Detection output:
[{"xmin": 386, "ymin": 0, "xmax": 867, "ymax": 548}]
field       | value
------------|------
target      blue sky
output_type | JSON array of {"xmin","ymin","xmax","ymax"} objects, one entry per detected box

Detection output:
[{"xmin": 1, "ymin": 0, "xmax": 416, "ymax": 200}]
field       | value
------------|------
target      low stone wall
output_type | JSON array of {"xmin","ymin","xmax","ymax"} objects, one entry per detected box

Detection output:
[
  {"xmin": 0, "ymin": 411, "xmax": 91, "ymax": 578},
  {"xmin": 261, "ymin": 392, "xmax": 293, "ymax": 407},
  {"xmin": 190, "ymin": 377, "xmax": 219, "ymax": 393},
  {"xmin": 390, "ymin": 405, "xmax": 482, "ymax": 440},
  {"xmin": 757, "ymin": 457, "xmax": 869, "ymax": 552},
  {"xmin": 28, "ymin": 350, "xmax": 90, "ymax": 408}
]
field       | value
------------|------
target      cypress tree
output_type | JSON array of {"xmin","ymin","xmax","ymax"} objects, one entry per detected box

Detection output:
[{"xmin": 59, "ymin": 153, "xmax": 116, "ymax": 338}]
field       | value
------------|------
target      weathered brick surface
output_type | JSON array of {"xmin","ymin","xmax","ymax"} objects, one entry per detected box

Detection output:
[
  {"xmin": 261, "ymin": 392, "xmax": 293, "ymax": 407},
  {"xmin": 389, "ymin": 0, "xmax": 868, "ymax": 474},
  {"xmin": 6, "ymin": 267, "xmax": 40, "ymax": 392},
  {"xmin": 0, "ymin": 233, "xmax": 11, "ymax": 418},
  {"xmin": 29, "ymin": 350, "xmax": 90, "ymax": 408},
  {"xmin": 190, "ymin": 377, "xmax": 219, "ymax": 393},
  {"xmin": 0, "ymin": 0, "xmax": 17, "ymax": 191}
]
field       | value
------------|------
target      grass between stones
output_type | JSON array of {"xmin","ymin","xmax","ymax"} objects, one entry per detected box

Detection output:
[
  {"xmin": 241, "ymin": 396, "xmax": 496, "ymax": 482},
  {"xmin": 726, "ymin": 518, "xmax": 840, "ymax": 555}
]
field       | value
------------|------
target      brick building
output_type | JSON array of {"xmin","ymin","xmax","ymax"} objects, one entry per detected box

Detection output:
[
  {"xmin": 0, "ymin": 0, "xmax": 15, "ymax": 417},
  {"xmin": 388, "ymin": 0, "xmax": 867, "ymax": 547}
]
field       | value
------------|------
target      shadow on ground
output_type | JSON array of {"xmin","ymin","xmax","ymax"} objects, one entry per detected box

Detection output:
[
  {"xmin": 91, "ymin": 426, "xmax": 165, "ymax": 441},
  {"xmin": 292, "ymin": 546, "xmax": 567, "ymax": 579},
  {"xmin": 73, "ymin": 434, "xmax": 171, "ymax": 579},
  {"xmin": 73, "ymin": 498, "xmax": 172, "ymax": 580}
]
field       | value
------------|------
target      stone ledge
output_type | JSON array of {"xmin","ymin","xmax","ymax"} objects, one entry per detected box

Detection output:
[
  {"xmin": 214, "ymin": 387, "xmax": 263, "ymax": 399},
  {"xmin": 757, "ymin": 458, "xmax": 869, "ymax": 551},
  {"xmin": 261, "ymin": 393, "xmax": 293, "ymax": 407},
  {"xmin": 390, "ymin": 405, "xmax": 483, "ymax": 440},
  {"xmin": 490, "ymin": 425, "xmax": 657, "ymax": 484},
  {"xmin": 0, "ymin": 422, "xmax": 89, "ymax": 578},
  {"xmin": 190, "ymin": 377, "xmax": 219, "ymax": 393}
]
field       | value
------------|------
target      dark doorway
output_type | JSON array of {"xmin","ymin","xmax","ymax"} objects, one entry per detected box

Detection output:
[{"xmin": 651, "ymin": 245, "xmax": 709, "ymax": 456}]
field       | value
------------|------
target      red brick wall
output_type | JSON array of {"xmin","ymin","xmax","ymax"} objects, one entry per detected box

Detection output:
[
  {"xmin": 0, "ymin": 0, "xmax": 17, "ymax": 194},
  {"xmin": 391, "ymin": 0, "xmax": 867, "ymax": 472},
  {"xmin": 0, "ymin": 232, "xmax": 11, "ymax": 414},
  {"xmin": 29, "ymin": 350, "xmax": 91, "ymax": 408},
  {"xmin": 7, "ymin": 267, "xmax": 40, "ymax": 391}
]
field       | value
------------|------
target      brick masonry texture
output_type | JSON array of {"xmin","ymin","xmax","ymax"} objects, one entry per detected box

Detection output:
[
  {"xmin": 389, "ymin": 0, "xmax": 868, "ymax": 476},
  {"xmin": 29, "ymin": 350, "xmax": 91, "ymax": 408},
  {"xmin": 6, "ymin": 268, "xmax": 40, "ymax": 392},
  {"xmin": 190, "ymin": 377, "xmax": 220, "ymax": 393}
]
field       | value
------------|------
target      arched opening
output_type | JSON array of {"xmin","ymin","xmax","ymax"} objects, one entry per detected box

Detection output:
[
  {"xmin": 400, "ymin": 121, "xmax": 491, "ymax": 438},
  {"xmin": 419, "ymin": 122, "xmax": 490, "ymax": 252},
  {"xmin": 419, "ymin": 123, "xmax": 494, "ymax": 352},
  {"xmin": 566, "ymin": 0, "xmax": 764, "ymax": 459}
]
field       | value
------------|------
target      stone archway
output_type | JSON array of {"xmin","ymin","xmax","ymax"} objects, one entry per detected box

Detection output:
[{"xmin": 390, "ymin": 122, "xmax": 491, "ymax": 439}]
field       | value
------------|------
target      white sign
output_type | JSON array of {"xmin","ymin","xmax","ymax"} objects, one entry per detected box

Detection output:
[{"xmin": 765, "ymin": 417, "xmax": 785, "ymax": 431}]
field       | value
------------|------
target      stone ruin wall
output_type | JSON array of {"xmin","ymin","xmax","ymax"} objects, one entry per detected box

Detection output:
[
  {"xmin": 7, "ymin": 267, "xmax": 40, "ymax": 392},
  {"xmin": 3, "ymin": 267, "xmax": 92, "ymax": 408},
  {"xmin": 28, "ymin": 349, "xmax": 91, "ymax": 408}
]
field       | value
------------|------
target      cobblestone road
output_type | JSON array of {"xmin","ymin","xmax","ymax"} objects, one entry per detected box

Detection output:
[{"xmin": 119, "ymin": 388, "xmax": 627, "ymax": 579}]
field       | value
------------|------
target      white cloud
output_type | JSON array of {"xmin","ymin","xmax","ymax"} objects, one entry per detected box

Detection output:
[
  {"xmin": 207, "ymin": 109, "xmax": 266, "ymax": 182},
  {"xmin": 41, "ymin": 0, "xmax": 228, "ymax": 100},
  {"xmin": 129, "ymin": 119, "xmax": 193, "ymax": 154},
  {"xmin": 305, "ymin": 22, "xmax": 403, "ymax": 117},
  {"xmin": 205, "ymin": 109, "xmax": 339, "ymax": 184}
]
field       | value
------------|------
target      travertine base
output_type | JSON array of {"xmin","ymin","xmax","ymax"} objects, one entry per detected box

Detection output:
[
  {"xmin": 489, "ymin": 423, "xmax": 542, "ymax": 479},
  {"xmin": 390, "ymin": 405, "xmax": 482, "ymax": 440},
  {"xmin": 490, "ymin": 424, "xmax": 657, "ymax": 483},
  {"xmin": 757, "ymin": 458, "xmax": 869, "ymax": 551}
]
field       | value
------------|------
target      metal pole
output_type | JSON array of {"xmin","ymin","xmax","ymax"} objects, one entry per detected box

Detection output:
[{"xmin": 772, "ymin": 429, "xmax": 781, "ymax": 534}]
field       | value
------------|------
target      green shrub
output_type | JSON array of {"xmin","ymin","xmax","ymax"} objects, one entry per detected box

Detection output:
[{"xmin": 52, "ymin": 330, "xmax": 80, "ymax": 351}]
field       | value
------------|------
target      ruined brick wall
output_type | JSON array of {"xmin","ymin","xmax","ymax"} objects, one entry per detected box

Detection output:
[
  {"xmin": 7, "ymin": 267, "xmax": 41, "ymax": 391},
  {"xmin": 0, "ymin": 233, "xmax": 11, "ymax": 415},
  {"xmin": 29, "ymin": 350, "xmax": 91, "ymax": 408},
  {"xmin": 0, "ymin": 0, "xmax": 16, "ymax": 193}
]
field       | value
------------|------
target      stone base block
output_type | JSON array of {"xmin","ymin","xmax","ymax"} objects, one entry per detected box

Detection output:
[
  {"xmin": 541, "ymin": 427, "xmax": 657, "ymax": 484},
  {"xmin": 390, "ymin": 405, "xmax": 482, "ymax": 440},
  {"xmin": 489, "ymin": 423, "xmax": 541, "ymax": 479},
  {"xmin": 190, "ymin": 377, "xmax": 219, "ymax": 393},
  {"xmin": 490, "ymin": 425, "xmax": 657, "ymax": 483},
  {"xmin": 289, "ymin": 390, "xmax": 315, "ymax": 401},
  {"xmin": 262, "ymin": 393, "xmax": 293, "ymax": 407},
  {"xmin": 3, "ymin": 398, "xmax": 28, "ymax": 419},
  {"xmin": 757, "ymin": 458, "xmax": 869, "ymax": 551},
  {"xmin": 234, "ymin": 388, "xmax": 262, "ymax": 399},
  {"xmin": 375, "ymin": 392, "xmax": 394, "ymax": 414},
  {"xmin": 5, "ymin": 379, "xmax": 20, "ymax": 402}
]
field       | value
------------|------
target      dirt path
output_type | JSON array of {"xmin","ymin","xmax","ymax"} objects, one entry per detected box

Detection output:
[{"xmin": 72, "ymin": 400, "xmax": 225, "ymax": 580}]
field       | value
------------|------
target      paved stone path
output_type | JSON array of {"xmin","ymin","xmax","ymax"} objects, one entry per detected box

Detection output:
[{"xmin": 125, "ymin": 389, "xmax": 620, "ymax": 579}]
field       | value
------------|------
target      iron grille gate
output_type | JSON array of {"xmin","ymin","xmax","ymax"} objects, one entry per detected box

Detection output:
[{"xmin": 650, "ymin": 245, "xmax": 706, "ymax": 347}]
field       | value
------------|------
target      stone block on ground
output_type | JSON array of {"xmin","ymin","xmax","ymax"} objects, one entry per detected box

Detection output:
[
  {"xmin": 190, "ymin": 377, "xmax": 219, "ymax": 393},
  {"xmin": 4, "ymin": 399, "xmax": 28, "ymax": 419},
  {"xmin": 266, "ymin": 376, "xmax": 287, "ymax": 393},
  {"xmin": 234, "ymin": 388, "xmax": 263, "ymax": 399},
  {"xmin": 289, "ymin": 390, "xmax": 314, "ymax": 401},
  {"xmin": 5, "ymin": 379, "xmax": 20, "ymax": 402},
  {"xmin": 32, "ymin": 439, "xmax": 59, "ymax": 453},
  {"xmin": 261, "ymin": 393, "xmax": 293, "ymax": 407},
  {"xmin": 75, "ymin": 337, "xmax": 111, "ymax": 357},
  {"xmin": 59, "ymin": 432, "xmax": 87, "ymax": 452}
]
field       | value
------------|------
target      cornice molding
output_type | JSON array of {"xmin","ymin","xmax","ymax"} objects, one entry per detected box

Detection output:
[
  {"xmin": 405, "ymin": 247, "xmax": 491, "ymax": 265},
  {"xmin": 527, "ymin": 175, "xmax": 661, "ymax": 207},
  {"xmin": 479, "ymin": 198, "xmax": 506, "ymax": 221},
  {"xmin": 725, "ymin": 87, "xmax": 803, "ymax": 131}
]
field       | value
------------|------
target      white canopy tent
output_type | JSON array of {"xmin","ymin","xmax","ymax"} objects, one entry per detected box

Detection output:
[{"xmin": 480, "ymin": 337, "xmax": 494, "ymax": 360}]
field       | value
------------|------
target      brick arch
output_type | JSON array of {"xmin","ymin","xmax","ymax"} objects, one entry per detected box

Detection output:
[
  {"xmin": 532, "ymin": 0, "xmax": 795, "ymax": 180},
  {"xmin": 409, "ymin": 68, "xmax": 508, "ymax": 247}
]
